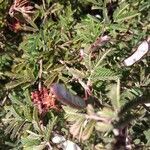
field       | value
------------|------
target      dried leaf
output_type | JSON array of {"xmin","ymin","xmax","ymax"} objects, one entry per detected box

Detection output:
[
  {"xmin": 97, "ymin": 107, "xmax": 116, "ymax": 119},
  {"xmin": 86, "ymin": 104, "xmax": 95, "ymax": 115},
  {"xmin": 67, "ymin": 67, "xmax": 85, "ymax": 79},
  {"xmin": 70, "ymin": 119, "xmax": 84, "ymax": 138},
  {"xmin": 81, "ymin": 120, "xmax": 96, "ymax": 140},
  {"xmin": 107, "ymin": 83, "xmax": 120, "ymax": 111},
  {"xmin": 95, "ymin": 122, "xmax": 113, "ymax": 132}
]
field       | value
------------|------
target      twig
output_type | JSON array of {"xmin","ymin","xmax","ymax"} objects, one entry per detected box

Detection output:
[
  {"xmin": 42, "ymin": 0, "xmax": 46, "ymax": 10},
  {"xmin": 85, "ymin": 114, "xmax": 112, "ymax": 123},
  {"xmin": 0, "ymin": 91, "xmax": 9, "ymax": 106},
  {"xmin": 38, "ymin": 59, "xmax": 43, "ymax": 91},
  {"xmin": 46, "ymin": 142, "xmax": 53, "ymax": 150}
]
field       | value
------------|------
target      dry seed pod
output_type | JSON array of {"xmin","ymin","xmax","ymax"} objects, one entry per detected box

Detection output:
[
  {"xmin": 52, "ymin": 134, "xmax": 66, "ymax": 144},
  {"xmin": 50, "ymin": 83, "xmax": 86, "ymax": 109},
  {"xmin": 123, "ymin": 39, "xmax": 149, "ymax": 66},
  {"xmin": 90, "ymin": 35, "xmax": 111, "ymax": 51},
  {"xmin": 62, "ymin": 140, "xmax": 81, "ymax": 150}
]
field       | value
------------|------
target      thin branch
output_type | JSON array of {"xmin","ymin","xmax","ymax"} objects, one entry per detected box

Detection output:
[
  {"xmin": 38, "ymin": 59, "xmax": 43, "ymax": 91},
  {"xmin": 0, "ymin": 91, "xmax": 9, "ymax": 106},
  {"xmin": 85, "ymin": 114, "xmax": 112, "ymax": 124},
  {"xmin": 42, "ymin": 0, "xmax": 46, "ymax": 10}
]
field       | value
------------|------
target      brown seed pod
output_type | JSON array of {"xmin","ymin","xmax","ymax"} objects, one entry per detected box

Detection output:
[{"xmin": 50, "ymin": 83, "xmax": 86, "ymax": 109}]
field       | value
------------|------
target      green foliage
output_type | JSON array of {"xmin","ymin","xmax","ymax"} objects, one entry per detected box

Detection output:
[
  {"xmin": 2, "ymin": 90, "xmax": 58, "ymax": 149},
  {"xmin": 74, "ymin": 15, "xmax": 102, "ymax": 44},
  {"xmin": 0, "ymin": 0, "xmax": 149, "ymax": 149},
  {"xmin": 113, "ymin": 2, "xmax": 139, "ymax": 23},
  {"xmin": 91, "ymin": 67, "xmax": 119, "ymax": 81}
]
